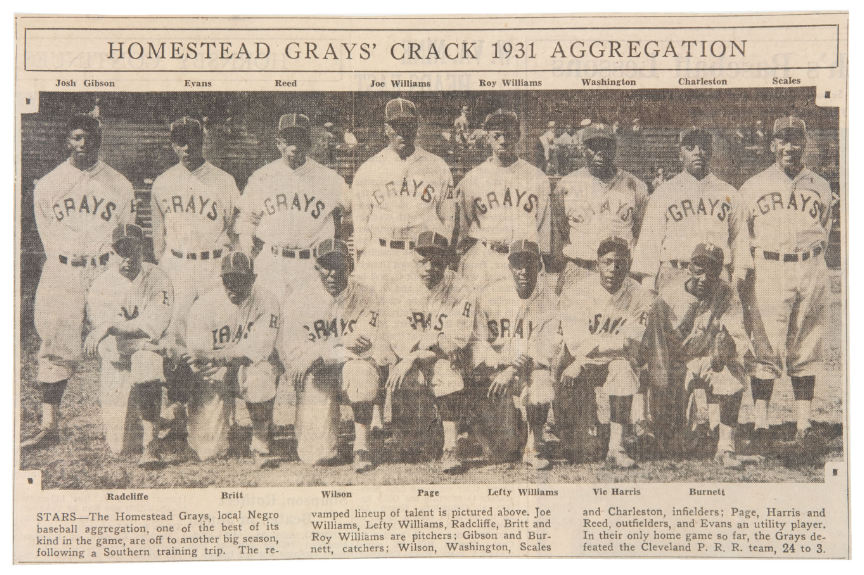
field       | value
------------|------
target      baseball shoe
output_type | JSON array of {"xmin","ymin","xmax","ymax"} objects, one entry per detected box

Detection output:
[
  {"xmin": 353, "ymin": 450, "xmax": 375, "ymax": 474},
  {"xmin": 542, "ymin": 423, "xmax": 561, "ymax": 444},
  {"xmin": 137, "ymin": 441, "xmax": 163, "ymax": 469},
  {"xmin": 251, "ymin": 449, "xmax": 279, "ymax": 470},
  {"xmin": 747, "ymin": 427, "xmax": 774, "ymax": 455},
  {"xmin": 21, "ymin": 427, "xmax": 59, "ymax": 451},
  {"xmin": 440, "ymin": 449, "xmax": 466, "ymax": 475},
  {"xmin": 605, "ymin": 448, "xmax": 637, "ymax": 469},
  {"xmin": 713, "ymin": 449, "xmax": 744, "ymax": 469},
  {"xmin": 522, "ymin": 448, "xmax": 552, "ymax": 471},
  {"xmin": 777, "ymin": 426, "xmax": 828, "ymax": 466}
]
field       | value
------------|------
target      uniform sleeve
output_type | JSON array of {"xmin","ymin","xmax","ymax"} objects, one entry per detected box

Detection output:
[
  {"xmin": 820, "ymin": 178, "xmax": 833, "ymax": 240},
  {"xmin": 733, "ymin": 184, "xmax": 755, "ymax": 276},
  {"xmin": 632, "ymin": 178, "xmax": 649, "ymax": 241},
  {"xmin": 726, "ymin": 188, "xmax": 748, "ymax": 276},
  {"xmin": 334, "ymin": 176, "xmax": 351, "ymax": 241},
  {"xmin": 469, "ymin": 297, "xmax": 498, "ymax": 368},
  {"xmin": 535, "ymin": 173, "xmax": 553, "ymax": 255},
  {"xmin": 529, "ymin": 313, "xmax": 562, "ymax": 368},
  {"xmin": 455, "ymin": 173, "xmax": 475, "ymax": 250},
  {"xmin": 115, "ymin": 176, "xmax": 136, "ymax": 229},
  {"xmin": 149, "ymin": 180, "xmax": 167, "ymax": 261},
  {"xmin": 225, "ymin": 174, "xmax": 242, "ymax": 249},
  {"xmin": 351, "ymin": 166, "xmax": 374, "ymax": 254},
  {"xmin": 128, "ymin": 271, "xmax": 174, "ymax": 342},
  {"xmin": 438, "ymin": 293, "xmax": 476, "ymax": 353},
  {"xmin": 236, "ymin": 174, "xmax": 262, "ymax": 252},
  {"xmin": 280, "ymin": 304, "xmax": 324, "ymax": 369},
  {"xmin": 235, "ymin": 294, "xmax": 280, "ymax": 364},
  {"xmin": 549, "ymin": 182, "xmax": 568, "ymax": 267},
  {"xmin": 560, "ymin": 292, "xmax": 595, "ymax": 358},
  {"xmin": 631, "ymin": 191, "xmax": 665, "ymax": 278},
  {"xmin": 33, "ymin": 179, "xmax": 57, "ymax": 256},
  {"xmin": 86, "ymin": 273, "xmax": 119, "ymax": 330},
  {"xmin": 435, "ymin": 165, "xmax": 457, "ymax": 243}
]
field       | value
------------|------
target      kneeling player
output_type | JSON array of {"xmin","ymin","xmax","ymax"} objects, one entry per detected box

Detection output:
[
  {"xmin": 380, "ymin": 232, "xmax": 475, "ymax": 474},
  {"xmin": 557, "ymin": 237, "xmax": 655, "ymax": 469},
  {"xmin": 183, "ymin": 252, "xmax": 281, "ymax": 465},
  {"xmin": 85, "ymin": 224, "xmax": 173, "ymax": 467},
  {"xmin": 281, "ymin": 239, "xmax": 382, "ymax": 472},
  {"xmin": 471, "ymin": 240, "xmax": 559, "ymax": 470},
  {"xmin": 660, "ymin": 243, "xmax": 758, "ymax": 468}
]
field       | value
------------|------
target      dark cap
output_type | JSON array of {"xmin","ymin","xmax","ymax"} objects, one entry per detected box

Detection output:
[
  {"xmin": 112, "ymin": 223, "xmax": 144, "ymax": 249},
  {"xmin": 221, "ymin": 251, "xmax": 255, "ymax": 276},
  {"xmin": 385, "ymin": 98, "xmax": 418, "ymax": 123},
  {"xmin": 67, "ymin": 114, "xmax": 101, "ymax": 135},
  {"xmin": 278, "ymin": 113, "xmax": 311, "ymax": 133},
  {"xmin": 414, "ymin": 231, "xmax": 450, "ymax": 257},
  {"xmin": 508, "ymin": 239, "xmax": 541, "ymax": 264},
  {"xmin": 483, "ymin": 109, "xmax": 519, "ymax": 131},
  {"xmin": 772, "ymin": 116, "xmax": 806, "ymax": 137},
  {"xmin": 679, "ymin": 126, "xmax": 713, "ymax": 147},
  {"xmin": 597, "ymin": 236, "xmax": 630, "ymax": 259},
  {"xmin": 580, "ymin": 123, "xmax": 615, "ymax": 145},
  {"xmin": 169, "ymin": 117, "xmax": 203, "ymax": 143},
  {"xmin": 691, "ymin": 242, "xmax": 725, "ymax": 268},
  {"xmin": 314, "ymin": 238, "xmax": 351, "ymax": 267}
]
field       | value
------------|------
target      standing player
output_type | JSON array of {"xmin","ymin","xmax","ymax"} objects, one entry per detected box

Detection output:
[
  {"xmin": 183, "ymin": 253, "xmax": 281, "ymax": 465},
  {"xmin": 471, "ymin": 240, "xmax": 559, "ymax": 470},
  {"xmin": 281, "ymin": 239, "xmax": 382, "ymax": 472},
  {"xmin": 456, "ymin": 109, "xmax": 552, "ymax": 290},
  {"xmin": 84, "ymin": 224, "xmax": 173, "ymax": 467},
  {"xmin": 556, "ymin": 237, "xmax": 655, "ymax": 468},
  {"xmin": 379, "ymin": 232, "xmax": 476, "ymax": 474},
  {"xmin": 351, "ymin": 98, "xmax": 456, "ymax": 295},
  {"xmin": 632, "ymin": 126, "xmax": 746, "ymax": 292},
  {"xmin": 237, "ymin": 113, "xmax": 348, "ymax": 300},
  {"xmin": 552, "ymin": 123, "xmax": 648, "ymax": 294},
  {"xmin": 737, "ymin": 116, "xmax": 832, "ymax": 452},
  {"xmin": 24, "ymin": 114, "xmax": 135, "ymax": 450}
]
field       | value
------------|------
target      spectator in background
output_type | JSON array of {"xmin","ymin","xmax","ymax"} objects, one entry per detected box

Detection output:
[
  {"xmin": 454, "ymin": 105, "xmax": 470, "ymax": 148},
  {"xmin": 556, "ymin": 123, "xmax": 578, "ymax": 174},
  {"xmin": 631, "ymin": 118, "xmax": 642, "ymax": 135},
  {"xmin": 539, "ymin": 121, "xmax": 558, "ymax": 175}
]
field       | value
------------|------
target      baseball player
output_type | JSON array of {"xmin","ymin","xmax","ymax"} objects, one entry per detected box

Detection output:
[
  {"xmin": 237, "ymin": 113, "xmax": 349, "ymax": 301},
  {"xmin": 378, "ymin": 231, "xmax": 476, "ymax": 474},
  {"xmin": 84, "ymin": 224, "xmax": 173, "ymax": 467},
  {"xmin": 556, "ymin": 237, "xmax": 655, "ymax": 468},
  {"xmin": 351, "ymin": 98, "xmax": 456, "ymax": 295},
  {"xmin": 471, "ymin": 240, "xmax": 559, "ymax": 470},
  {"xmin": 551, "ymin": 123, "xmax": 648, "ymax": 294},
  {"xmin": 737, "ymin": 116, "xmax": 832, "ymax": 452},
  {"xmin": 456, "ymin": 109, "xmax": 552, "ymax": 290},
  {"xmin": 659, "ymin": 243, "xmax": 755, "ymax": 468},
  {"xmin": 183, "ymin": 252, "xmax": 281, "ymax": 465},
  {"xmin": 23, "ymin": 114, "xmax": 135, "ymax": 450},
  {"xmin": 632, "ymin": 126, "xmax": 746, "ymax": 292},
  {"xmin": 280, "ymin": 239, "xmax": 382, "ymax": 472}
]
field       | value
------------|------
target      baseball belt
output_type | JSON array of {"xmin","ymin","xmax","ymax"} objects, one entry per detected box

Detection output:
[
  {"xmin": 170, "ymin": 248, "xmax": 223, "ymax": 261},
  {"xmin": 480, "ymin": 240, "xmax": 510, "ymax": 254},
  {"xmin": 58, "ymin": 253, "xmax": 110, "ymax": 267},
  {"xmin": 378, "ymin": 239, "xmax": 415, "ymax": 250},
  {"xmin": 271, "ymin": 245, "xmax": 312, "ymax": 259},
  {"xmin": 751, "ymin": 244, "xmax": 823, "ymax": 263}
]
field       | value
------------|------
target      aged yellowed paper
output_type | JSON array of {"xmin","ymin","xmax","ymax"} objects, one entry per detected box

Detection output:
[{"xmin": 14, "ymin": 13, "xmax": 848, "ymax": 561}]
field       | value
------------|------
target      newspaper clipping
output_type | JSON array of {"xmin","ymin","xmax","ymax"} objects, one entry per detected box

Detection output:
[{"xmin": 13, "ymin": 13, "xmax": 849, "ymax": 561}]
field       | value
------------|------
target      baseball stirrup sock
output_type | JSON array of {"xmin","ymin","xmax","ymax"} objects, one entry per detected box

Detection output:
[
  {"xmin": 136, "ymin": 381, "xmax": 163, "ymax": 422},
  {"xmin": 717, "ymin": 423, "xmax": 735, "ymax": 454},
  {"xmin": 436, "ymin": 391, "xmax": 464, "ymax": 422},
  {"xmin": 40, "ymin": 379, "xmax": 67, "ymax": 405},
  {"xmin": 352, "ymin": 402, "xmax": 374, "ymax": 425},
  {"xmin": 791, "ymin": 376, "xmax": 815, "ymax": 401},
  {"xmin": 719, "ymin": 392, "xmax": 743, "ymax": 427},
  {"xmin": 750, "ymin": 377, "xmax": 774, "ymax": 401},
  {"xmin": 609, "ymin": 395, "xmax": 633, "ymax": 425}
]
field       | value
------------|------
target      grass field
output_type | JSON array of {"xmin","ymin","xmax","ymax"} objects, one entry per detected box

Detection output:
[{"xmin": 17, "ymin": 259, "xmax": 845, "ymax": 489}]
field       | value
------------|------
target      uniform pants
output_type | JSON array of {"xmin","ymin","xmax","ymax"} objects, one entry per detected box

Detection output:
[
  {"xmin": 354, "ymin": 242, "xmax": 424, "ymax": 296},
  {"xmin": 458, "ymin": 243, "xmax": 510, "ymax": 291},
  {"xmin": 159, "ymin": 253, "xmax": 223, "ymax": 348},
  {"xmin": 254, "ymin": 249, "xmax": 318, "ymax": 303}
]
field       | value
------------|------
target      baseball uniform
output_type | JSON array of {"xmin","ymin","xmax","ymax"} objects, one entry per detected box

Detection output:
[
  {"xmin": 632, "ymin": 171, "xmax": 746, "ymax": 291},
  {"xmin": 238, "ymin": 157, "xmax": 348, "ymax": 300},
  {"xmin": 87, "ymin": 261, "xmax": 174, "ymax": 453},
  {"xmin": 456, "ymin": 158, "xmax": 552, "ymax": 289},
  {"xmin": 351, "ymin": 146, "xmax": 455, "ymax": 294},
  {"xmin": 280, "ymin": 276, "xmax": 381, "ymax": 465},
  {"xmin": 184, "ymin": 283, "xmax": 281, "ymax": 460},
  {"xmin": 151, "ymin": 160, "xmax": 240, "ymax": 346},
  {"xmin": 33, "ymin": 158, "xmax": 135, "ymax": 383}
]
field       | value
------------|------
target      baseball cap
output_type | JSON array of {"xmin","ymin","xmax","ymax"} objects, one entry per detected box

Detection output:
[
  {"xmin": 691, "ymin": 242, "xmax": 725, "ymax": 268},
  {"xmin": 385, "ymin": 98, "xmax": 418, "ymax": 123},
  {"xmin": 580, "ymin": 123, "xmax": 615, "ymax": 145},
  {"xmin": 508, "ymin": 239, "xmax": 541, "ymax": 265},
  {"xmin": 112, "ymin": 223, "xmax": 144, "ymax": 254},
  {"xmin": 314, "ymin": 238, "xmax": 351, "ymax": 268},
  {"xmin": 278, "ymin": 113, "xmax": 312, "ymax": 141},
  {"xmin": 483, "ymin": 109, "xmax": 519, "ymax": 131},
  {"xmin": 597, "ymin": 236, "xmax": 630, "ymax": 259},
  {"xmin": 169, "ymin": 116, "xmax": 203, "ymax": 143},
  {"xmin": 414, "ymin": 231, "xmax": 450, "ymax": 258},
  {"xmin": 679, "ymin": 126, "xmax": 713, "ymax": 147},
  {"xmin": 67, "ymin": 113, "xmax": 101, "ymax": 135},
  {"xmin": 221, "ymin": 251, "xmax": 255, "ymax": 276},
  {"xmin": 772, "ymin": 116, "xmax": 806, "ymax": 137}
]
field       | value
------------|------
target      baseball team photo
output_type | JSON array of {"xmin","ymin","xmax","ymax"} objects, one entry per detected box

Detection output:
[{"xmin": 16, "ymin": 87, "xmax": 844, "ymax": 489}]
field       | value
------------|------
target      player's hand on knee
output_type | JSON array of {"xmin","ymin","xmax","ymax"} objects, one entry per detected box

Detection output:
[
  {"xmin": 561, "ymin": 360, "xmax": 585, "ymax": 383},
  {"xmin": 386, "ymin": 359, "xmax": 413, "ymax": 391},
  {"xmin": 512, "ymin": 353, "xmax": 532, "ymax": 371},
  {"xmin": 83, "ymin": 328, "xmax": 107, "ymax": 358},
  {"xmin": 346, "ymin": 335, "xmax": 372, "ymax": 355},
  {"xmin": 488, "ymin": 367, "xmax": 516, "ymax": 398}
]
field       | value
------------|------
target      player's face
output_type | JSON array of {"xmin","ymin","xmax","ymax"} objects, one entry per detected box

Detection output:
[
  {"xmin": 771, "ymin": 131, "xmax": 805, "ymax": 176},
  {"xmin": 222, "ymin": 273, "xmax": 255, "ymax": 305},
  {"xmin": 509, "ymin": 254, "xmax": 540, "ymax": 299},
  {"xmin": 680, "ymin": 139, "xmax": 712, "ymax": 179},
  {"xmin": 597, "ymin": 251, "xmax": 630, "ymax": 293},
  {"xmin": 115, "ymin": 240, "xmax": 143, "ymax": 281},
  {"xmin": 66, "ymin": 128, "xmax": 101, "ymax": 169},
  {"xmin": 413, "ymin": 250, "xmax": 448, "ymax": 289},
  {"xmin": 277, "ymin": 133, "xmax": 310, "ymax": 168},
  {"xmin": 687, "ymin": 260, "xmax": 721, "ymax": 300},
  {"xmin": 315, "ymin": 258, "xmax": 350, "ymax": 297},
  {"xmin": 171, "ymin": 134, "xmax": 204, "ymax": 171},
  {"xmin": 385, "ymin": 120, "xmax": 418, "ymax": 153},
  {"xmin": 584, "ymin": 138, "xmax": 616, "ymax": 178},
  {"xmin": 488, "ymin": 127, "xmax": 520, "ymax": 159}
]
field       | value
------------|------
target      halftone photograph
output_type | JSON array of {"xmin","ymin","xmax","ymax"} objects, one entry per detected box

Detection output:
[{"xmin": 18, "ymin": 88, "xmax": 843, "ymax": 490}]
